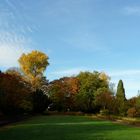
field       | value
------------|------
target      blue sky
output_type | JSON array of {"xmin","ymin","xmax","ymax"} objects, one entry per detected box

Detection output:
[{"xmin": 0, "ymin": 0, "xmax": 140, "ymax": 98}]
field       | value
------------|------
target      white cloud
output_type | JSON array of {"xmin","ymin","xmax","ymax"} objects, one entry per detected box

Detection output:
[
  {"xmin": 0, "ymin": 29, "xmax": 32, "ymax": 69},
  {"xmin": 109, "ymin": 70, "xmax": 140, "ymax": 77},
  {"xmin": 123, "ymin": 6, "xmax": 140, "ymax": 15},
  {"xmin": 0, "ymin": 1, "xmax": 35, "ymax": 69},
  {"xmin": 60, "ymin": 31, "xmax": 110, "ymax": 53},
  {"xmin": 108, "ymin": 69, "xmax": 140, "ymax": 98},
  {"xmin": 0, "ymin": 44, "xmax": 31, "ymax": 68},
  {"xmin": 111, "ymin": 79, "xmax": 140, "ymax": 99}
]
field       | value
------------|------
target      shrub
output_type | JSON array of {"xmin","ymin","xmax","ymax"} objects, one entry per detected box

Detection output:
[
  {"xmin": 100, "ymin": 109, "xmax": 109, "ymax": 115},
  {"xmin": 127, "ymin": 107, "xmax": 137, "ymax": 118}
]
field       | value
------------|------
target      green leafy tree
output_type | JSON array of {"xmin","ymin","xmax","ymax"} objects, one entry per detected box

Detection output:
[{"xmin": 76, "ymin": 71, "xmax": 109, "ymax": 112}]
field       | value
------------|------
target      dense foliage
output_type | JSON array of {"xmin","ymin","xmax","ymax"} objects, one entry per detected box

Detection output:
[
  {"xmin": 0, "ymin": 50, "xmax": 50, "ymax": 115},
  {"xmin": 0, "ymin": 50, "xmax": 140, "ymax": 117},
  {"xmin": 18, "ymin": 50, "xmax": 49, "ymax": 90},
  {"xmin": 75, "ymin": 71, "xmax": 109, "ymax": 112},
  {"xmin": 116, "ymin": 80, "xmax": 127, "ymax": 116},
  {"xmin": 0, "ymin": 73, "xmax": 32, "ymax": 115},
  {"xmin": 49, "ymin": 77, "xmax": 79, "ymax": 111}
]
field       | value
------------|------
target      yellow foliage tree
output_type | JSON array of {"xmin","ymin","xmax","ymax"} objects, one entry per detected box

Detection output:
[
  {"xmin": 18, "ymin": 50, "xmax": 49, "ymax": 89},
  {"xmin": 99, "ymin": 72, "xmax": 110, "ymax": 83}
]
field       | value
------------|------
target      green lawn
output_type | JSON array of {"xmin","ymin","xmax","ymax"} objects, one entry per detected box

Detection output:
[{"xmin": 0, "ymin": 115, "xmax": 140, "ymax": 140}]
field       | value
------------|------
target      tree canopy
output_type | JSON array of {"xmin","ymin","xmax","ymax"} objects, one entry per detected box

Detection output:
[
  {"xmin": 116, "ymin": 80, "xmax": 126, "ymax": 101},
  {"xmin": 18, "ymin": 50, "xmax": 49, "ymax": 89}
]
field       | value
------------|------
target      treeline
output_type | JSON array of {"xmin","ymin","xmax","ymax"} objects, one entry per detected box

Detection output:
[
  {"xmin": 48, "ymin": 73, "xmax": 140, "ymax": 117},
  {"xmin": 0, "ymin": 50, "xmax": 140, "ymax": 117}
]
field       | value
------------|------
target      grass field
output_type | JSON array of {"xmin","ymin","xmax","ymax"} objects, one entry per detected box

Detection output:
[{"xmin": 0, "ymin": 115, "xmax": 140, "ymax": 140}]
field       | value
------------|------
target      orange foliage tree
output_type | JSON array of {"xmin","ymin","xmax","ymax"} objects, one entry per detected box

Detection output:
[
  {"xmin": 0, "ymin": 72, "xmax": 32, "ymax": 115},
  {"xmin": 49, "ymin": 77, "xmax": 79, "ymax": 111}
]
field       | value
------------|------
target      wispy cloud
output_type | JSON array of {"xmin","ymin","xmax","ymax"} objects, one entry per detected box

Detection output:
[
  {"xmin": 50, "ymin": 68, "xmax": 87, "ymax": 77},
  {"xmin": 0, "ymin": 0, "xmax": 36, "ymax": 69},
  {"xmin": 60, "ymin": 32, "xmax": 110, "ymax": 53},
  {"xmin": 44, "ymin": 0, "xmax": 87, "ymax": 18},
  {"xmin": 0, "ymin": 45, "xmax": 31, "ymax": 69},
  {"xmin": 109, "ymin": 70, "xmax": 140, "ymax": 77},
  {"xmin": 61, "ymin": 33, "xmax": 97, "ymax": 50},
  {"xmin": 108, "ymin": 69, "xmax": 140, "ymax": 98},
  {"xmin": 122, "ymin": 6, "xmax": 140, "ymax": 15},
  {"xmin": 0, "ymin": 31, "xmax": 31, "ymax": 45},
  {"xmin": 0, "ymin": 31, "xmax": 32, "ymax": 69},
  {"xmin": 3, "ymin": 0, "xmax": 36, "ymax": 33}
]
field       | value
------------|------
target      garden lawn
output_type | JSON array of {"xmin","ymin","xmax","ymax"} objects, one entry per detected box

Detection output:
[{"xmin": 0, "ymin": 115, "xmax": 140, "ymax": 140}]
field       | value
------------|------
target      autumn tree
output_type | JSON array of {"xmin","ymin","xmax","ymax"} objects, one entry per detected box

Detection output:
[
  {"xmin": 0, "ymin": 72, "xmax": 32, "ymax": 115},
  {"xmin": 133, "ymin": 95, "xmax": 140, "ymax": 116},
  {"xmin": 95, "ymin": 88, "xmax": 116, "ymax": 114},
  {"xmin": 18, "ymin": 50, "xmax": 50, "ymax": 113},
  {"xmin": 49, "ymin": 77, "xmax": 79, "ymax": 111},
  {"xmin": 18, "ymin": 50, "xmax": 49, "ymax": 90}
]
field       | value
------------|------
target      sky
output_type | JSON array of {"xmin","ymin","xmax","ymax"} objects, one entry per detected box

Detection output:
[{"xmin": 0, "ymin": 0, "xmax": 140, "ymax": 98}]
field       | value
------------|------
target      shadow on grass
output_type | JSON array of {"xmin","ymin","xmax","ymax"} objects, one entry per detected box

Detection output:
[{"xmin": 0, "ymin": 115, "xmax": 139, "ymax": 140}]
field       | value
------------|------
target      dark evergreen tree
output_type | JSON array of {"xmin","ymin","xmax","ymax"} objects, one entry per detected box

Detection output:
[
  {"xmin": 116, "ymin": 80, "xmax": 127, "ymax": 115},
  {"xmin": 116, "ymin": 80, "xmax": 126, "ymax": 101}
]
